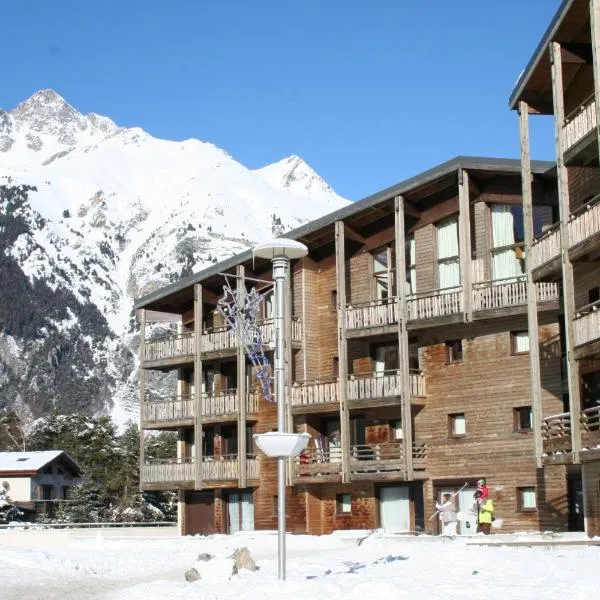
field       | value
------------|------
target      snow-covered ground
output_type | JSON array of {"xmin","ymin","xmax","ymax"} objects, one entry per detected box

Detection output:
[{"xmin": 1, "ymin": 529, "xmax": 598, "ymax": 600}]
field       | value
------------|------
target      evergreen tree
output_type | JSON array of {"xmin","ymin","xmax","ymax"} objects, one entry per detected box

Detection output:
[{"xmin": 54, "ymin": 477, "xmax": 107, "ymax": 523}]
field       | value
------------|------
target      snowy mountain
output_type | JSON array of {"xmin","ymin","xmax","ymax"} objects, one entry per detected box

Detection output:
[{"xmin": 0, "ymin": 90, "xmax": 350, "ymax": 425}]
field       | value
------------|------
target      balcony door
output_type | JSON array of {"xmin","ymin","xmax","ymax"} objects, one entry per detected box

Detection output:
[
  {"xmin": 221, "ymin": 425, "xmax": 238, "ymax": 457},
  {"xmin": 372, "ymin": 343, "xmax": 399, "ymax": 377},
  {"xmin": 379, "ymin": 485, "xmax": 410, "ymax": 531},
  {"xmin": 226, "ymin": 490, "xmax": 254, "ymax": 534}
]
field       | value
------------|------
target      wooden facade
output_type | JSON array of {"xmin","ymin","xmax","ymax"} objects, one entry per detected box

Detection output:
[
  {"xmin": 135, "ymin": 155, "xmax": 576, "ymax": 537},
  {"xmin": 511, "ymin": 0, "xmax": 600, "ymax": 537}
]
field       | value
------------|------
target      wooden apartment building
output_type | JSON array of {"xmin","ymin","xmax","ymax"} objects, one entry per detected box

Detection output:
[
  {"xmin": 134, "ymin": 156, "xmax": 579, "ymax": 536},
  {"xmin": 510, "ymin": 0, "xmax": 600, "ymax": 537}
]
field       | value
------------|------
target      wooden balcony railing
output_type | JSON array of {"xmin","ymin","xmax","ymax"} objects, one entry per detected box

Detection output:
[
  {"xmin": 562, "ymin": 94, "xmax": 596, "ymax": 154},
  {"xmin": 541, "ymin": 412, "xmax": 571, "ymax": 440},
  {"xmin": 202, "ymin": 325, "xmax": 236, "ymax": 353},
  {"xmin": 258, "ymin": 317, "xmax": 303, "ymax": 344},
  {"xmin": 582, "ymin": 406, "xmax": 600, "ymax": 434},
  {"xmin": 346, "ymin": 298, "xmax": 398, "ymax": 330},
  {"xmin": 573, "ymin": 300, "xmax": 600, "ymax": 348},
  {"xmin": 140, "ymin": 458, "xmax": 195, "ymax": 485},
  {"xmin": 350, "ymin": 441, "xmax": 427, "ymax": 475},
  {"xmin": 542, "ymin": 406, "xmax": 600, "ymax": 455},
  {"xmin": 568, "ymin": 194, "xmax": 600, "ymax": 250},
  {"xmin": 406, "ymin": 287, "xmax": 463, "ymax": 321},
  {"xmin": 201, "ymin": 389, "xmax": 238, "ymax": 416},
  {"xmin": 530, "ymin": 224, "xmax": 561, "ymax": 271},
  {"xmin": 291, "ymin": 378, "xmax": 339, "ymax": 407},
  {"xmin": 143, "ymin": 331, "xmax": 195, "ymax": 362},
  {"xmin": 294, "ymin": 447, "xmax": 343, "ymax": 478},
  {"xmin": 142, "ymin": 395, "xmax": 194, "ymax": 424},
  {"xmin": 347, "ymin": 369, "xmax": 426, "ymax": 400},
  {"xmin": 202, "ymin": 455, "xmax": 239, "ymax": 480},
  {"xmin": 472, "ymin": 277, "xmax": 559, "ymax": 311}
]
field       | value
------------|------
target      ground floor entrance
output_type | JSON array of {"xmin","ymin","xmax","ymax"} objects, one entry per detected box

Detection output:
[
  {"xmin": 225, "ymin": 489, "xmax": 254, "ymax": 534},
  {"xmin": 184, "ymin": 491, "xmax": 216, "ymax": 535}
]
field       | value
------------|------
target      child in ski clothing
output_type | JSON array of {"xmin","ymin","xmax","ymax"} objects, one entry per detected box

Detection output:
[
  {"xmin": 476, "ymin": 496, "xmax": 494, "ymax": 534},
  {"xmin": 436, "ymin": 493, "xmax": 458, "ymax": 536},
  {"xmin": 474, "ymin": 479, "xmax": 489, "ymax": 506}
]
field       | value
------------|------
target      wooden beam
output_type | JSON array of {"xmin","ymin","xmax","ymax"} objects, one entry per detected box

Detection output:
[
  {"xmin": 551, "ymin": 41, "xmax": 582, "ymax": 463},
  {"xmin": 194, "ymin": 283, "xmax": 204, "ymax": 487},
  {"xmin": 458, "ymin": 169, "xmax": 473, "ymax": 322},
  {"xmin": 395, "ymin": 196, "xmax": 413, "ymax": 479},
  {"xmin": 137, "ymin": 308, "xmax": 146, "ymax": 490},
  {"xmin": 519, "ymin": 100, "xmax": 544, "ymax": 469},
  {"xmin": 360, "ymin": 225, "xmax": 396, "ymax": 253},
  {"xmin": 335, "ymin": 220, "xmax": 351, "ymax": 483},
  {"xmin": 236, "ymin": 266, "xmax": 247, "ymax": 489},
  {"xmin": 343, "ymin": 223, "xmax": 366, "ymax": 244},
  {"xmin": 591, "ymin": 0, "xmax": 600, "ymax": 155},
  {"xmin": 561, "ymin": 42, "xmax": 593, "ymax": 64}
]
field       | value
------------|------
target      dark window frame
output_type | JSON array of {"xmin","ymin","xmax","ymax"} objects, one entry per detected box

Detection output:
[
  {"xmin": 511, "ymin": 331, "xmax": 530, "ymax": 355},
  {"xmin": 336, "ymin": 493, "xmax": 352, "ymax": 514},
  {"xmin": 448, "ymin": 413, "xmax": 466, "ymax": 438},
  {"xmin": 516, "ymin": 486, "xmax": 537, "ymax": 512},
  {"xmin": 513, "ymin": 406, "xmax": 533, "ymax": 433},
  {"xmin": 445, "ymin": 339, "xmax": 463, "ymax": 364}
]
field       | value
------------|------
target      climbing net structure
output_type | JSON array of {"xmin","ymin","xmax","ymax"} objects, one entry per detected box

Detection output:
[{"xmin": 217, "ymin": 277, "xmax": 274, "ymax": 402}]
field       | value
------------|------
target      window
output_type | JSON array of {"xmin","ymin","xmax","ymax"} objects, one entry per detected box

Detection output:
[
  {"xmin": 331, "ymin": 289, "xmax": 338, "ymax": 311},
  {"xmin": 437, "ymin": 217, "xmax": 460, "ymax": 289},
  {"xmin": 445, "ymin": 339, "xmax": 463, "ymax": 363},
  {"xmin": 589, "ymin": 286, "xmax": 600, "ymax": 305},
  {"xmin": 511, "ymin": 331, "xmax": 530, "ymax": 354},
  {"xmin": 336, "ymin": 493, "xmax": 352, "ymax": 514},
  {"xmin": 514, "ymin": 406, "xmax": 533, "ymax": 432},
  {"xmin": 332, "ymin": 357, "xmax": 339, "ymax": 378},
  {"xmin": 373, "ymin": 246, "xmax": 394, "ymax": 300},
  {"xmin": 406, "ymin": 235, "xmax": 416, "ymax": 295},
  {"xmin": 449, "ymin": 413, "xmax": 466, "ymax": 437},
  {"xmin": 517, "ymin": 487, "xmax": 537, "ymax": 511},
  {"xmin": 371, "ymin": 344, "xmax": 399, "ymax": 375},
  {"xmin": 40, "ymin": 485, "xmax": 54, "ymax": 500},
  {"xmin": 392, "ymin": 419, "xmax": 403, "ymax": 441}
]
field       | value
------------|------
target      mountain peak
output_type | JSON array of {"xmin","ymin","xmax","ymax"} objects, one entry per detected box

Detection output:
[{"xmin": 254, "ymin": 155, "xmax": 345, "ymax": 205}]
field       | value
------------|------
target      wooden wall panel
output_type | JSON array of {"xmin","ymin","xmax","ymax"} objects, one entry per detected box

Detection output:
[
  {"xmin": 567, "ymin": 166, "xmax": 600, "ymax": 212},
  {"xmin": 415, "ymin": 224, "xmax": 436, "ymax": 292}
]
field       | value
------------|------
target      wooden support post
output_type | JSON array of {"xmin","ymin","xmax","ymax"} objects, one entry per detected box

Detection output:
[
  {"xmin": 335, "ymin": 221, "xmax": 351, "ymax": 483},
  {"xmin": 550, "ymin": 41, "xmax": 581, "ymax": 463},
  {"xmin": 194, "ymin": 283, "xmax": 204, "ymax": 487},
  {"xmin": 519, "ymin": 100, "xmax": 544, "ymax": 469},
  {"xmin": 137, "ymin": 308, "xmax": 146, "ymax": 490},
  {"xmin": 395, "ymin": 196, "xmax": 413, "ymax": 479},
  {"xmin": 458, "ymin": 169, "xmax": 473, "ymax": 322},
  {"xmin": 285, "ymin": 261, "xmax": 295, "ymax": 485},
  {"xmin": 590, "ymin": 0, "xmax": 600, "ymax": 151},
  {"xmin": 236, "ymin": 266, "xmax": 247, "ymax": 489}
]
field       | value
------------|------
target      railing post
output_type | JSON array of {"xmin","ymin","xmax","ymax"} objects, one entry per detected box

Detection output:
[
  {"xmin": 458, "ymin": 169, "xmax": 473, "ymax": 322},
  {"xmin": 335, "ymin": 220, "xmax": 351, "ymax": 483},
  {"xmin": 551, "ymin": 41, "xmax": 581, "ymax": 463},
  {"xmin": 194, "ymin": 283, "xmax": 204, "ymax": 487},
  {"xmin": 138, "ymin": 308, "xmax": 146, "ymax": 487},
  {"xmin": 519, "ymin": 100, "xmax": 544, "ymax": 469},
  {"xmin": 395, "ymin": 195, "xmax": 413, "ymax": 479}
]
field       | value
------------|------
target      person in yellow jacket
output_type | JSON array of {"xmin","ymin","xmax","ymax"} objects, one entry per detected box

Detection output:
[{"xmin": 474, "ymin": 491, "xmax": 494, "ymax": 534}]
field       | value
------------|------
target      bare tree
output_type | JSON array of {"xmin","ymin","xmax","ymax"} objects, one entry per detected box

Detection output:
[{"xmin": 0, "ymin": 398, "xmax": 36, "ymax": 451}]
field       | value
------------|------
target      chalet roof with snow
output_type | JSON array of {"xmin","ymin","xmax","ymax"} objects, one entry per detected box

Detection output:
[{"xmin": 0, "ymin": 451, "xmax": 81, "ymax": 475}]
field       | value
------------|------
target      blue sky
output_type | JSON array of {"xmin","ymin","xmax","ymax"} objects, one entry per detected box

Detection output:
[{"xmin": 1, "ymin": 0, "xmax": 560, "ymax": 200}]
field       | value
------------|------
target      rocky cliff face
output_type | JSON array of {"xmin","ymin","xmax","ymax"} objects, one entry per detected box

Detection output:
[{"xmin": 0, "ymin": 90, "xmax": 350, "ymax": 424}]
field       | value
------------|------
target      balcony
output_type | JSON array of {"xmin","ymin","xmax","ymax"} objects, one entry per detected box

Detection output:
[
  {"xmin": 346, "ymin": 298, "xmax": 397, "ymax": 331},
  {"xmin": 257, "ymin": 316, "xmax": 303, "ymax": 345},
  {"xmin": 347, "ymin": 370, "xmax": 426, "ymax": 406},
  {"xmin": 530, "ymin": 224, "xmax": 561, "ymax": 276},
  {"xmin": 562, "ymin": 94, "xmax": 596, "ymax": 155},
  {"xmin": 573, "ymin": 300, "xmax": 600, "ymax": 357},
  {"xmin": 140, "ymin": 456, "xmax": 260, "ymax": 487},
  {"xmin": 541, "ymin": 406, "xmax": 600, "ymax": 460},
  {"xmin": 568, "ymin": 195, "xmax": 600, "ymax": 257},
  {"xmin": 142, "ymin": 394, "xmax": 195, "ymax": 427},
  {"xmin": 201, "ymin": 389, "xmax": 238, "ymax": 419},
  {"xmin": 472, "ymin": 277, "xmax": 559, "ymax": 314},
  {"xmin": 350, "ymin": 442, "xmax": 427, "ymax": 478},
  {"xmin": 143, "ymin": 331, "xmax": 195, "ymax": 366},
  {"xmin": 294, "ymin": 446, "xmax": 343, "ymax": 481},
  {"xmin": 202, "ymin": 325, "xmax": 236, "ymax": 354},
  {"xmin": 407, "ymin": 287, "xmax": 463, "ymax": 322},
  {"xmin": 140, "ymin": 457, "xmax": 195, "ymax": 487},
  {"xmin": 291, "ymin": 378, "xmax": 339, "ymax": 410}
]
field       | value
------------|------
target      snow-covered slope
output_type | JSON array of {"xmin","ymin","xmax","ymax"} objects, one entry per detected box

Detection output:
[{"xmin": 0, "ymin": 90, "xmax": 350, "ymax": 424}]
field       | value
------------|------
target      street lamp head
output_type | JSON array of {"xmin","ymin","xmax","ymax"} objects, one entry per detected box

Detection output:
[{"xmin": 252, "ymin": 238, "xmax": 309, "ymax": 261}]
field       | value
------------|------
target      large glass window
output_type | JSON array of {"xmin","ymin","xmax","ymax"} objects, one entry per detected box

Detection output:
[
  {"xmin": 373, "ymin": 246, "xmax": 394, "ymax": 300},
  {"xmin": 436, "ymin": 217, "xmax": 460, "ymax": 289}
]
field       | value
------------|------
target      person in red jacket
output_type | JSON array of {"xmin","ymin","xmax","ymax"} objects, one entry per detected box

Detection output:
[{"xmin": 474, "ymin": 479, "xmax": 489, "ymax": 505}]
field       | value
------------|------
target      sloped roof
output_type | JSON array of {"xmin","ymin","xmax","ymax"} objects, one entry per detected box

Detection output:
[
  {"xmin": 134, "ymin": 155, "xmax": 556, "ymax": 310},
  {"xmin": 0, "ymin": 450, "xmax": 80, "ymax": 473}
]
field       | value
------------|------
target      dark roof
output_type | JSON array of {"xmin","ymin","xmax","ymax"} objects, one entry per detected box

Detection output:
[
  {"xmin": 134, "ymin": 155, "xmax": 555, "ymax": 310},
  {"xmin": 508, "ymin": 0, "xmax": 575, "ymax": 112}
]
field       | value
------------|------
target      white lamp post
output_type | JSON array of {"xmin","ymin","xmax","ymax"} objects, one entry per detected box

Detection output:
[{"xmin": 252, "ymin": 238, "xmax": 309, "ymax": 581}]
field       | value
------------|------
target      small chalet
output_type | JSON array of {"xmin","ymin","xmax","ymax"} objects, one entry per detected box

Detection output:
[{"xmin": 0, "ymin": 450, "xmax": 82, "ymax": 516}]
